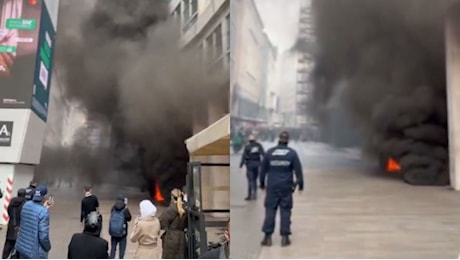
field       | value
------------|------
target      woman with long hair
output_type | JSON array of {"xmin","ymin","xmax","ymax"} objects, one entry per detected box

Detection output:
[
  {"xmin": 159, "ymin": 188, "xmax": 188, "ymax": 259},
  {"xmin": 129, "ymin": 200, "xmax": 161, "ymax": 259}
]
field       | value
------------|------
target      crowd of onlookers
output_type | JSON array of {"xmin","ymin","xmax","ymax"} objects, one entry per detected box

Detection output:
[{"xmin": 1, "ymin": 182, "xmax": 229, "ymax": 259}]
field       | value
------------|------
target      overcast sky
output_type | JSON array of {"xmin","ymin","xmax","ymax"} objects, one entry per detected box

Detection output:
[{"xmin": 254, "ymin": 0, "xmax": 301, "ymax": 52}]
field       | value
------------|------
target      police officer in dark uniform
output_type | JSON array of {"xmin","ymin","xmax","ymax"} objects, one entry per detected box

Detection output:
[
  {"xmin": 239, "ymin": 135, "xmax": 265, "ymax": 201},
  {"xmin": 259, "ymin": 131, "xmax": 303, "ymax": 247}
]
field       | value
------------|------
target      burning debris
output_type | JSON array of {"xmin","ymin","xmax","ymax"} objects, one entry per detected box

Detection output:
[
  {"xmin": 386, "ymin": 158, "xmax": 401, "ymax": 173},
  {"xmin": 307, "ymin": 0, "xmax": 457, "ymax": 185},
  {"xmin": 37, "ymin": 0, "xmax": 228, "ymax": 198}
]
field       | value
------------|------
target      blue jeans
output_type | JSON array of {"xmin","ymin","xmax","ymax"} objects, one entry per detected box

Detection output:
[{"xmin": 110, "ymin": 236, "xmax": 127, "ymax": 259}]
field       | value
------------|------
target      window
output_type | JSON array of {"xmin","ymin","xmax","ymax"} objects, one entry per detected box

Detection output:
[
  {"xmin": 183, "ymin": 0, "xmax": 190, "ymax": 21},
  {"xmin": 191, "ymin": 0, "xmax": 198, "ymax": 14},
  {"xmin": 225, "ymin": 15, "xmax": 230, "ymax": 51},
  {"xmin": 206, "ymin": 34, "xmax": 214, "ymax": 63},
  {"xmin": 182, "ymin": 0, "xmax": 198, "ymax": 31},
  {"xmin": 173, "ymin": 3, "xmax": 181, "ymax": 23},
  {"xmin": 214, "ymin": 25, "xmax": 223, "ymax": 57}
]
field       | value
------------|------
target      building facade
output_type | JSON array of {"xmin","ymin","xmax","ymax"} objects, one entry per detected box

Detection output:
[
  {"xmin": 263, "ymin": 36, "xmax": 279, "ymax": 126},
  {"xmin": 231, "ymin": 0, "xmax": 268, "ymax": 125},
  {"xmin": 169, "ymin": 0, "xmax": 230, "ymax": 213}
]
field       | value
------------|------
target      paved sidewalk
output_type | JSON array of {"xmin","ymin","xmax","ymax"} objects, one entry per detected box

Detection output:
[{"xmin": 232, "ymin": 141, "xmax": 460, "ymax": 259}]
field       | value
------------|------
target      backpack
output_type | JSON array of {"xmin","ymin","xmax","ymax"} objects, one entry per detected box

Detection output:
[{"xmin": 109, "ymin": 209, "xmax": 126, "ymax": 238}]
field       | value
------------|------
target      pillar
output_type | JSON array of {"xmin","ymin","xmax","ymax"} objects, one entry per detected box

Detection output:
[{"xmin": 446, "ymin": 1, "xmax": 460, "ymax": 190}]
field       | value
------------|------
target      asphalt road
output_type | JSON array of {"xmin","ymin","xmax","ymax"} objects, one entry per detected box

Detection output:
[{"xmin": 231, "ymin": 141, "xmax": 460, "ymax": 259}]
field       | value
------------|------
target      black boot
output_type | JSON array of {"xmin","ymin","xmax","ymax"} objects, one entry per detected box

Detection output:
[
  {"xmin": 281, "ymin": 235, "xmax": 291, "ymax": 247},
  {"xmin": 244, "ymin": 196, "xmax": 251, "ymax": 201},
  {"xmin": 261, "ymin": 235, "xmax": 272, "ymax": 246}
]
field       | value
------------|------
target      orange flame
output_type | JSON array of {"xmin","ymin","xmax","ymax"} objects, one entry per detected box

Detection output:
[
  {"xmin": 154, "ymin": 181, "xmax": 165, "ymax": 202},
  {"xmin": 386, "ymin": 158, "xmax": 401, "ymax": 172}
]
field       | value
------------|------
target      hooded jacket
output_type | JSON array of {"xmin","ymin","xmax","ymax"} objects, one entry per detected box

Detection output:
[
  {"xmin": 6, "ymin": 195, "xmax": 26, "ymax": 240},
  {"xmin": 110, "ymin": 195, "xmax": 132, "ymax": 237}
]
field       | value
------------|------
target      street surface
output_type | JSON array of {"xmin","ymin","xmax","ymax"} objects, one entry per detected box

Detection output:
[
  {"xmin": 0, "ymin": 185, "xmax": 155, "ymax": 259},
  {"xmin": 0, "ymin": 184, "xmax": 224, "ymax": 259},
  {"xmin": 231, "ymin": 141, "xmax": 460, "ymax": 258}
]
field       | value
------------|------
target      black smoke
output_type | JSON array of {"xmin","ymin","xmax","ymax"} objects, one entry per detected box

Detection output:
[
  {"xmin": 36, "ymin": 0, "xmax": 228, "ymax": 191},
  {"xmin": 306, "ymin": 0, "xmax": 458, "ymax": 185}
]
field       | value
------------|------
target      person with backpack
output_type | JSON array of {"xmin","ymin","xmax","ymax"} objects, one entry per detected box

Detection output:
[
  {"xmin": 109, "ymin": 195, "xmax": 132, "ymax": 259},
  {"xmin": 2, "ymin": 189, "xmax": 26, "ymax": 259}
]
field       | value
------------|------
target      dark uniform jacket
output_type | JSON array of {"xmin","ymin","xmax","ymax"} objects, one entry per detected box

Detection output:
[
  {"xmin": 67, "ymin": 232, "xmax": 109, "ymax": 259},
  {"xmin": 240, "ymin": 141, "xmax": 265, "ymax": 168},
  {"xmin": 6, "ymin": 196, "xmax": 26, "ymax": 240},
  {"xmin": 260, "ymin": 144, "xmax": 304, "ymax": 191}
]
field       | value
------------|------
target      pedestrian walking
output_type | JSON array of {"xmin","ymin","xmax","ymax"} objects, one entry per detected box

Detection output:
[
  {"xmin": 80, "ymin": 186, "xmax": 100, "ymax": 229},
  {"xmin": 2, "ymin": 189, "xmax": 26, "ymax": 259},
  {"xmin": 68, "ymin": 211, "xmax": 108, "ymax": 259},
  {"xmin": 108, "ymin": 195, "xmax": 132, "ymax": 259},
  {"xmin": 259, "ymin": 131, "xmax": 304, "ymax": 247},
  {"xmin": 15, "ymin": 185, "xmax": 52, "ymax": 259},
  {"xmin": 129, "ymin": 200, "xmax": 161, "ymax": 259},
  {"xmin": 159, "ymin": 188, "xmax": 187, "ymax": 259},
  {"xmin": 239, "ymin": 135, "xmax": 265, "ymax": 200}
]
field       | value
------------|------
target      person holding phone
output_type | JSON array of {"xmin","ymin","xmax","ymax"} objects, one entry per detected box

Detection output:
[
  {"xmin": 129, "ymin": 200, "xmax": 160, "ymax": 259},
  {"xmin": 108, "ymin": 195, "xmax": 132, "ymax": 259},
  {"xmin": 15, "ymin": 185, "xmax": 52, "ymax": 259}
]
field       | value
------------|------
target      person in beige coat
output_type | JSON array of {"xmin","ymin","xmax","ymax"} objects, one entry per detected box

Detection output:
[{"xmin": 129, "ymin": 200, "xmax": 161, "ymax": 259}]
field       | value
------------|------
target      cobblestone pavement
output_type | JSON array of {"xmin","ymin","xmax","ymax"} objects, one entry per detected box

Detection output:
[{"xmin": 232, "ymin": 141, "xmax": 460, "ymax": 259}]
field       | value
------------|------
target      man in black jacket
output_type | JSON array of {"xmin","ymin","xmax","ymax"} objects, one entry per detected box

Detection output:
[
  {"xmin": 68, "ymin": 211, "xmax": 109, "ymax": 259},
  {"xmin": 80, "ymin": 186, "xmax": 99, "ymax": 222},
  {"xmin": 2, "ymin": 189, "xmax": 26, "ymax": 258}
]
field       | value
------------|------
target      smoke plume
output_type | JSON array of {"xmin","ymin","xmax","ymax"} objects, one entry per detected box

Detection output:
[
  {"xmin": 36, "ymin": 0, "xmax": 228, "ymax": 189},
  {"xmin": 307, "ymin": 0, "xmax": 458, "ymax": 185}
]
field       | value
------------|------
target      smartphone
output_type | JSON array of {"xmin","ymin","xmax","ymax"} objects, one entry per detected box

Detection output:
[
  {"xmin": 124, "ymin": 198, "xmax": 128, "ymax": 205},
  {"xmin": 47, "ymin": 195, "xmax": 55, "ymax": 206}
]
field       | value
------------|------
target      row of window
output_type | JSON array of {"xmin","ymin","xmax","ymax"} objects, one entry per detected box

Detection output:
[{"xmin": 171, "ymin": 1, "xmax": 230, "ymax": 74}]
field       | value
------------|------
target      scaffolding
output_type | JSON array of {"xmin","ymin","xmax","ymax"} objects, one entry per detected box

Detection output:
[{"xmin": 296, "ymin": 1, "xmax": 315, "ymax": 128}]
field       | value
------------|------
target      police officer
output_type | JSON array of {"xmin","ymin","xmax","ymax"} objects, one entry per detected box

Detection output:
[
  {"xmin": 259, "ymin": 131, "xmax": 303, "ymax": 247},
  {"xmin": 239, "ymin": 135, "xmax": 265, "ymax": 201}
]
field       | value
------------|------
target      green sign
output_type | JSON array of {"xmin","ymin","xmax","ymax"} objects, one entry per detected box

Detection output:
[
  {"xmin": 6, "ymin": 19, "xmax": 36, "ymax": 30},
  {"xmin": 0, "ymin": 46, "xmax": 16, "ymax": 53}
]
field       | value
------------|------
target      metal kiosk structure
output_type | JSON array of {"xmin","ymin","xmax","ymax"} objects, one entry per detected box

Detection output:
[{"xmin": 184, "ymin": 114, "xmax": 230, "ymax": 258}]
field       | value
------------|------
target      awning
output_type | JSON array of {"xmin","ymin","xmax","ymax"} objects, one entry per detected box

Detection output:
[{"xmin": 185, "ymin": 114, "xmax": 230, "ymax": 156}]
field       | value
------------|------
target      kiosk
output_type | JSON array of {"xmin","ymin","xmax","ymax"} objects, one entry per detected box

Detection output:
[{"xmin": 184, "ymin": 114, "xmax": 230, "ymax": 258}]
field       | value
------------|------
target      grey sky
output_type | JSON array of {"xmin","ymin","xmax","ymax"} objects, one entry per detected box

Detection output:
[{"xmin": 254, "ymin": 0, "xmax": 300, "ymax": 51}]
